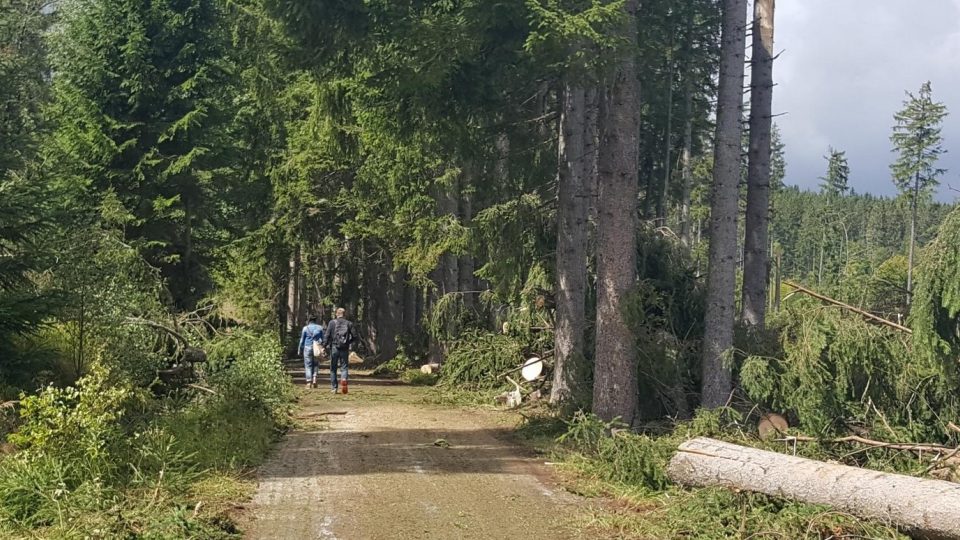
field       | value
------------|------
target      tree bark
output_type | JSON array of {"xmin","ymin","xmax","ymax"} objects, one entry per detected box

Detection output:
[
  {"xmin": 679, "ymin": 76, "xmax": 694, "ymax": 247},
  {"xmin": 440, "ymin": 178, "xmax": 460, "ymax": 298},
  {"xmin": 658, "ymin": 61, "xmax": 675, "ymax": 225},
  {"xmin": 701, "ymin": 0, "xmax": 748, "ymax": 408},
  {"xmin": 286, "ymin": 247, "xmax": 300, "ymax": 335},
  {"xmin": 375, "ymin": 263, "xmax": 402, "ymax": 361},
  {"xmin": 593, "ymin": 0, "xmax": 640, "ymax": 426},
  {"xmin": 741, "ymin": 0, "xmax": 776, "ymax": 327},
  {"xmin": 402, "ymin": 279, "xmax": 418, "ymax": 337},
  {"xmin": 584, "ymin": 86, "xmax": 600, "ymax": 226},
  {"xmin": 668, "ymin": 437, "xmax": 960, "ymax": 540},
  {"xmin": 551, "ymin": 81, "xmax": 589, "ymax": 407},
  {"xmin": 907, "ymin": 170, "xmax": 920, "ymax": 305},
  {"xmin": 458, "ymin": 171, "xmax": 475, "ymax": 311}
]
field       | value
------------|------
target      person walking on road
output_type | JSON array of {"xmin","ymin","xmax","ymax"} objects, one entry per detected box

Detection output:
[
  {"xmin": 324, "ymin": 307, "xmax": 355, "ymax": 393},
  {"xmin": 298, "ymin": 315, "xmax": 325, "ymax": 389}
]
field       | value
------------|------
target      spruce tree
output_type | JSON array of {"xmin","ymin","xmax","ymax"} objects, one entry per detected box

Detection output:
[
  {"xmin": 819, "ymin": 146, "xmax": 850, "ymax": 196},
  {"xmin": 49, "ymin": 0, "xmax": 233, "ymax": 308},
  {"xmin": 889, "ymin": 81, "xmax": 947, "ymax": 303}
]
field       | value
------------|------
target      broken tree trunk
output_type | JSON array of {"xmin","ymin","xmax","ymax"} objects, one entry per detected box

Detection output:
[{"xmin": 667, "ymin": 437, "xmax": 960, "ymax": 540}]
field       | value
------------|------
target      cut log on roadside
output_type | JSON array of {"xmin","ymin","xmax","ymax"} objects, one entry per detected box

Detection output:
[
  {"xmin": 420, "ymin": 363, "xmax": 440, "ymax": 375},
  {"xmin": 667, "ymin": 437, "xmax": 960, "ymax": 540}
]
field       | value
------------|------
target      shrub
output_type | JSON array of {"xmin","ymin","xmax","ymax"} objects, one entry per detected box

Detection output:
[
  {"xmin": 439, "ymin": 330, "xmax": 524, "ymax": 389},
  {"xmin": 0, "ymin": 331, "xmax": 293, "ymax": 537},
  {"xmin": 371, "ymin": 353, "xmax": 413, "ymax": 377},
  {"xmin": 399, "ymin": 369, "xmax": 437, "ymax": 386}
]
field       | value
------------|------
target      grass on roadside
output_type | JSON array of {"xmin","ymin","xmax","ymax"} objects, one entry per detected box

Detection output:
[{"xmin": 513, "ymin": 411, "xmax": 909, "ymax": 540}]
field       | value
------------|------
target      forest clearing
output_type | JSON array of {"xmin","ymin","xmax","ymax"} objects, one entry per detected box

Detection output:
[{"xmin": 3, "ymin": 0, "xmax": 960, "ymax": 538}]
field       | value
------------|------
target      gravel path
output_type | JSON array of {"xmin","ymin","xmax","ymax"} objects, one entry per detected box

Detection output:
[{"xmin": 241, "ymin": 364, "xmax": 585, "ymax": 539}]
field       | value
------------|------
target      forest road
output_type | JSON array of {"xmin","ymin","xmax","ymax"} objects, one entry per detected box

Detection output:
[{"xmin": 240, "ymin": 363, "xmax": 587, "ymax": 539}]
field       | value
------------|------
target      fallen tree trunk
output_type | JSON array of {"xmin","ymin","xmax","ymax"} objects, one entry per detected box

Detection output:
[{"xmin": 667, "ymin": 437, "xmax": 960, "ymax": 540}]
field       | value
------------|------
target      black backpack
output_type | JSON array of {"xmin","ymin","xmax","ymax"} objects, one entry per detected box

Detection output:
[{"xmin": 332, "ymin": 319, "xmax": 352, "ymax": 349}]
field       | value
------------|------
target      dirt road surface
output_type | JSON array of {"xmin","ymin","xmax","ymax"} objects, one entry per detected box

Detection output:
[{"xmin": 241, "ymin": 363, "xmax": 586, "ymax": 539}]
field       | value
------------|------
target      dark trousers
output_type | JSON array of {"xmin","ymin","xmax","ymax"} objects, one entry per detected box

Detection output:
[{"xmin": 330, "ymin": 347, "xmax": 348, "ymax": 389}]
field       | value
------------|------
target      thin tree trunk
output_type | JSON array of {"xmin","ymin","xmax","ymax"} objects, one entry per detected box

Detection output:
[
  {"xmin": 458, "ymin": 171, "xmax": 475, "ymax": 311},
  {"xmin": 906, "ymin": 171, "xmax": 919, "ymax": 305},
  {"xmin": 818, "ymin": 232, "xmax": 825, "ymax": 286},
  {"xmin": 584, "ymin": 86, "xmax": 600, "ymax": 226},
  {"xmin": 441, "ymin": 184, "xmax": 459, "ymax": 298},
  {"xmin": 741, "ymin": 0, "xmax": 776, "ymax": 327},
  {"xmin": 701, "ymin": 0, "xmax": 748, "ymax": 409},
  {"xmin": 679, "ymin": 76, "xmax": 694, "ymax": 247},
  {"xmin": 402, "ymin": 279, "xmax": 418, "ymax": 337},
  {"xmin": 773, "ymin": 251, "xmax": 781, "ymax": 312},
  {"xmin": 375, "ymin": 261, "xmax": 402, "ymax": 361},
  {"xmin": 286, "ymin": 247, "xmax": 300, "ymax": 335},
  {"xmin": 659, "ymin": 61, "xmax": 675, "ymax": 225},
  {"xmin": 593, "ymin": 0, "xmax": 641, "ymax": 425},
  {"xmin": 551, "ymin": 82, "xmax": 589, "ymax": 407}
]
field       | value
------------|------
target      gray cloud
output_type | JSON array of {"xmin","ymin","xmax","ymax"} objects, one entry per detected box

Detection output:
[{"xmin": 773, "ymin": 0, "xmax": 960, "ymax": 201}]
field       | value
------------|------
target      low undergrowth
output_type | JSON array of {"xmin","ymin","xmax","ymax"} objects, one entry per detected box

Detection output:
[
  {"xmin": 0, "ymin": 331, "xmax": 292, "ymax": 539},
  {"xmin": 520, "ymin": 410, "xmax": 912, "ymax": 539}
]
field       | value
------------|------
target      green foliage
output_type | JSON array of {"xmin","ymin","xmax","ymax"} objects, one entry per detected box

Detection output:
[
  {"xmin": 890, "ymin": 81, "xmax": 947, "ymax": 200},
  {"xmin": 438, "ymin": 330, "xmax": 524, "ymax": 390},
  {"xmin": 399, "ymin": 369, "xmax": 438, "ymax": 386},
  {"xmin": 0, "ymin": 177, "xmax": 57, "ymax": 378},
  {"xmin": 204, "ymin": 331, "xmax": 293, "ymax": 421},
  {"xmin": 10, "ymin": 366, "xmax": 134, "ymax": 467},
  {"xmin": 550, "ymin": 409, "xmax": 907, "ymax": 539},
  {"xmin": 770, "ymin": 186, "xmax": 951, "ymax": 290},
  {"xmin": 819, "ymin": 146, "xmax": 850, "ymax": 196},
  {"xmin": 911, "ymin": 205, "xmax": 960, "ymax": 367},
  {"xmin": 741, "ymin": 300, "xmax": 958, "ymax": 440},
  {"xmin": 371, "ymin": 353, "xmax": 414, "ymax": 378},
  {"xmin": 625, "ymin": 230, "xmax": 704, "ymax": 418},
  {"xmin": 48, "ymin": 0, "xmax": 239, "ymax": 308},
  {"xmin": 0, "ymin": 332, "xmax": 292, "ymax": 538}
]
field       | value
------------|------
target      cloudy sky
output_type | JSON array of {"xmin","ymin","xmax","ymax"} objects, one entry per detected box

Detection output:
[{"xmin": 773, "ymin": 0, "xmax": 960, "ymax": 201}]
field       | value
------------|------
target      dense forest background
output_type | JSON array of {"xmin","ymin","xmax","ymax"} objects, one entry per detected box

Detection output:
[
  {"xmin": 2, "ymin": 0, "xmax": 960, "ymax": 535},
  {"xmin": 2, "ymin": 0, "xmax": 958, "ymax": 415}
]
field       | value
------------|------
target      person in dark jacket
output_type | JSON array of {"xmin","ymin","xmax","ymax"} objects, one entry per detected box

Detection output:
[
  {"xmin": 298, "ymin": 315, "xmax": 324, "ymax": 389},
  {"xmin": 323, "ymin": 307, "xmax": 355, "ymax": 393}
]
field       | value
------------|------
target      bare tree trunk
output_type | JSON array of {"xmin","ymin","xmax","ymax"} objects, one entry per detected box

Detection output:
[
  {"xmin": 375, "ymin": 262, "xmax": 402, "ymax": 361},
  {"xmin": 668, "ymin": 437, "xmax": 960, "ymax": 540},
  {"xmin": 286, "ymin": 247, "xmax": 300, "ymax": 335},
  {"xmin": 593, "ymin": 0, "xmax": 641, "ymax": 425},
  {"xmin": 658, "ymin": 61, "xmax": 675, "ymax": 225},
  {"xmin": 440, "ymin": 190, "xmax": 459, "ymax": 299},
  {"xmin": 458, "ymin": 171, "xmax": 475, "ymax": 311},
  {"xmin": 298, "ymin": 260, "xmax": 309, "ymax": 324},
  {"xmin": 906, "ymin": 171, "xmax": 920, "ymax": 305},
  {"xmin": 584, "ymin": 86, "xmax": 600, "ymax": 226},
  {"xmin": 701, "ymin": 0, "xmax": 748, "ymax": 409},
  {"xmin": 679, "ymin": 76, "xmax": 694, "ymax": 247},
  {"xmin": 402, "ymin": 279, "xmax": 418, "ymax": 337},
  {"xmin": 551, "ymin": 81, "xmax": 589, "ymax": 407},
  {"xmin": 741, "ymin": 0, "xmax": 776, "ymax": 327},
  {"xmin": 772, "ymin": 251, "xmax": 782, "ymax": 312}
]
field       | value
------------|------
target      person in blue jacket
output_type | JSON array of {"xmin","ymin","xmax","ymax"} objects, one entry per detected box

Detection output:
[{"xmin": 298, "ymin": 315, "xmax": 324, "ymax": 388}]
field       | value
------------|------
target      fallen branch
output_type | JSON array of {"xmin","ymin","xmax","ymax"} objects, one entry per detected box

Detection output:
[
  {"xmin": 669, "ymin": 437, "xmax": 960, "ymax": 539},
  {"xmin": 779, "ymin": 434, "xmax": 955, "ymax": 454},
  {"xmin": 124, "ymin": 317, "xmax": 190, "ymax": 346},
  {"xmin": 186, "ymin": 384, "xmax": 219, "ymax": 396},
  {"xmin": 783, "ymin": 280, "xmax": 912, "ymax": 333}
]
